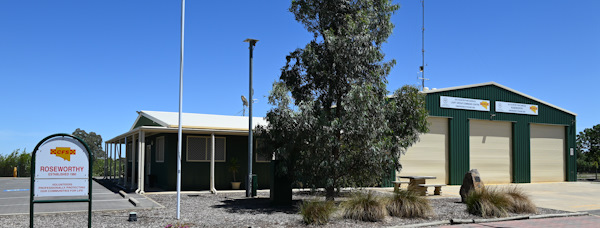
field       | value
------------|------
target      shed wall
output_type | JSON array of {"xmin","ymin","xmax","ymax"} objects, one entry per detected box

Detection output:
[{"xmin": 425, "ymin": 85, "xmax": 576, "ymax": 184}]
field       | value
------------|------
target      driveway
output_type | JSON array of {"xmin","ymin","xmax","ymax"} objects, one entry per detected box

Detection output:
[
  {"xmin": 0, "ymin": 177, "xmax": 161, "ymax": 215},
  {"xmin": 425, "ymin": 181, "xmax": 600, "ymax": 214}
]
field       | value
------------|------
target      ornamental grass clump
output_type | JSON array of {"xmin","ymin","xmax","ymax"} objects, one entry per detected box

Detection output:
[
  {"xmin": 386, "ymin": 189, "xmax": 432, "ymax": 218},
  {"xmin": 341, "ymin": 191, "xmax": 387, "ymax": 222},
  {"xmin": 465, "ymin": 186, "xmax": 511, "ymax": 218},
  {"xmin": 299, "ymin": 199, "xmax": 336, "ymax": 225},
  {"xmin": 505, "ymin": 186, "xmax": 537, "ymax": 214}
]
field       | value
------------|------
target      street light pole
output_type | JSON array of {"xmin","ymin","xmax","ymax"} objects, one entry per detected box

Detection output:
[{"xmin": 243, "ymin": 38, "xmax": 258, "ymax": 198}]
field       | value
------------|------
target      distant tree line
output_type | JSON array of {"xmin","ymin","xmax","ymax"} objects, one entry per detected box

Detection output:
[
  {"xmin": 0, "ymin": 149, "xmax": 31, "ymax": 177},
  {"xmin": 0, "ymin": 128, "xmax": 108, "ymax": 177},
  {"xmin": 577, "ymin": 124, "xmax": 600, "ymax": 174}
]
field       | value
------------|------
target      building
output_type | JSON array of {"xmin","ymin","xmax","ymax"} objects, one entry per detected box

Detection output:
[
  {"xmin": 104, "ymin": 111, "xmax": 270, "ymax": 193},
  {"xmin": 105, "ymin": 82, "xmax": 576, "ymax": 192},
  {"xmin": 398, "ymin": 82, "xmax": 577, "ymax": 185}
]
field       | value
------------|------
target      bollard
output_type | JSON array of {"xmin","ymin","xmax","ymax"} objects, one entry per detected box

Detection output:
[
  {"xmin": 251, "ymin": 174, "xmax": 257, "ymax": 197},
  {"xmin": 13, "ymin": 167, "xmax": 17, "ymax": 178}
]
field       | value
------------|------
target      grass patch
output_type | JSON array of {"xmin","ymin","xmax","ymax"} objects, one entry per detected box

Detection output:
[
  {"xmin": 341, "ymin": 191, "xmax": 387, "ymax": 222},
  {"xmin": 466, "ymin": 186, "xmax": 538, "ymax": 218},
  {"xmin": 505, "ymin": 186, "xmax": 537, "ymax": 214},
  {"xmin": 299, "ymin": 199, "xmax": 336, "ymax": 225},
  {"xmin": 386, "ymin": 189, "xmax": 432, "ymax": 218},
  {"xmin": 465, "ymin": 187, "xmax": 510, "ymax": 218}
]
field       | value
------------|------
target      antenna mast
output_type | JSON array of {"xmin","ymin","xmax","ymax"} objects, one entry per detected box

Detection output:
[{"xmin": 419, "ymin": 0, "xmax": 429, "ymax": 90}]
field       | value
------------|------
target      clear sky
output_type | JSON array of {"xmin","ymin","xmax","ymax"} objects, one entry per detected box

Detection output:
[{"xmin": 1, "ymin": 0, "xmax": 599, "ymax": 155}]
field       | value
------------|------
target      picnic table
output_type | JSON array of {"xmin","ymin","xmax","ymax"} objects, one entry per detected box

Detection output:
[{"xmin": 399, "ymin": 176, "xmax": 437, "ymax": 196}]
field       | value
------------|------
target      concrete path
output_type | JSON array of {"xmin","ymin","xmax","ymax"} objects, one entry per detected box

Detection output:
[
  {"xmin": 0, "ymin": 177, "xmax": 162, "ymax": 215},
  {"xmin": 377, "ymin": 181, "xmax": 600, "ymax": 213},
  {"xmin": 432, "ymin": 182, "xmax": 600, "ymax": 213},
  {"xmin": 438, "ymin": 215, "xmax": 600, "ymax": 228}
]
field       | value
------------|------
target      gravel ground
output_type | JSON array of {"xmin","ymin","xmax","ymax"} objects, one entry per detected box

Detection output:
[{"xmin": 2, "ymin": 190, "xmax": 568, "ymax": 228}]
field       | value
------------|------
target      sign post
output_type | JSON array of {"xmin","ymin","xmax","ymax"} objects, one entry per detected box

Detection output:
[{"xmin": 29, "ymin": 133, "xmax": 93, "ymax": 228}]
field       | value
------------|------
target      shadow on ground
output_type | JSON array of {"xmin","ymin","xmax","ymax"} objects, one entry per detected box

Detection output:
[
  {"xmin": 93, "ymin": 178, "xmax": 125, "ymax": 193},
  {"xmin": 212, "ymin": 197, "xmax": 301, "ymax": 214}
]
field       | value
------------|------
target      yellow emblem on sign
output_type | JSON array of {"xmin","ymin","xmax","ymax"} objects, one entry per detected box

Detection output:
[
  {"xmin": 480, "ymin": 101, "xmax": 489, "ymax": 110},
  {"xmin": 530, "ymin": 106, "xmax": 538, "ymax": 113},
  {"xmin": 50, "ymin": 147, "xmax": 76, "ymax": 161}
]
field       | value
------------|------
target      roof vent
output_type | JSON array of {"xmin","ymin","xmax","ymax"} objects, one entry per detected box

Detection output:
[
  {"xmin": 432, "ymin": 88, "xmax": 437, "ymax": 90},
  {"xmin": 423, "ymin": 87, "xmax": 430, "ymax": 91}
]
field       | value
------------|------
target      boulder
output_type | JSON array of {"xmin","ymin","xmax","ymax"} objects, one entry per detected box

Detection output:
[{"xmin": 459, "ymin": 169, "xmax": 485, "ymax": 203}]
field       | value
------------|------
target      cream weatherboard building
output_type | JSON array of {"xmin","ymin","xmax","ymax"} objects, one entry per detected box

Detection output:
[{"xmin": 398, "ymin": 82, "xmax": 577, "ymax": 185}]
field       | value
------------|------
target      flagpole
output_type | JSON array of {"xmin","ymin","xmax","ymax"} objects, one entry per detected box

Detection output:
[{"xmin": 176, "ymin": 0, "xmax": 185, "ymax": 220}]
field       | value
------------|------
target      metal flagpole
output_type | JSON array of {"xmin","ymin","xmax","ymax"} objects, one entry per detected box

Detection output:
[{"xmin": 176, "ymin": 0, "xmax": 185, "ymax": 220}]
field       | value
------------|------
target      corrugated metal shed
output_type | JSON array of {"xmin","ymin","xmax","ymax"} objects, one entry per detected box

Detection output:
[{"xmin": 423, "ymin": 82, "xmax": 576, "ymax": 184}]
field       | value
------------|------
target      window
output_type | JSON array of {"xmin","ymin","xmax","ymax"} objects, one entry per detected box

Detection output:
[
  {"xmin": 156, "ymin": 136, "xmax": 165, "ymax": 163},
  {"xmin": 187, "ymin": 136, "xmax": 226, "ymax": 162},
  {"xmin": 255, "ymin": 139, "xmax": 272, "ymax": 162}
]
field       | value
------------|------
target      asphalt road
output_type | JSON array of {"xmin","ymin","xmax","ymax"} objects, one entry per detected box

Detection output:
[{"xmin": 0, "ymin": 177, "xmax": 161, "ymax": 215}]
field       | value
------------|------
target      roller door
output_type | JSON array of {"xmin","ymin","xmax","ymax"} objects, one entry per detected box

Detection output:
[
  {"xmin": 470, "ymin": 120, "xmax": 512, "ymax": 184},
  {"xmin": 400, "ymin": 117, "xmax": 448, "ymax": 184},
  {"xmin": 530, "ymin": 124, "xmax": 565, "ymax": 182}
]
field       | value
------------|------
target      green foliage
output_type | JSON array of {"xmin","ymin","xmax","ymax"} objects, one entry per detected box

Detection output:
[
  {"xmin": 577, "ymin": 124, "xmax": 600, "ymax": 172},
  {"xmin": 72, "ymin": 128, "xmax": 106, "ymax": 176},
  {"xmin": 386, "ymin": 189, "xmax": 432, "ymax": 218},
  {"xmin": 256, "ymin": 0, "xmax": 428, "ymax": 200},
  {"xmin": 299, "ymin": 199, "xmax": 336, "ymax": 225},
  {"xmin": 341, "ymin": 191, "xmax": 387, "ymax": 222},
  {"xmin": 73, "ymin": 128, "xmax": 105, "ymax": 159},
  {"xmin": 504, "ymin": 186, "xmax": 537, "ymax": 214},
  {"xmin": 227, "ymin": 157, "xmax": 240, "ymax": 182},
  {"xmin": 0, "ymin": 149, "xmax": 31, "ymax": 177}
]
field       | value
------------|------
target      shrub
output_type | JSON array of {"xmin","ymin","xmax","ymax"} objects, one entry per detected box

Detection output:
[
  {"xmin": 505, "ymin": 186, "xmax": 537, "ymax": 214},
  {"xmin": 386, "ymin": 189, "xmax": 432, "ymax": 218},
  {"xmin": 299, "ymin": 199, "xmax": 336, "ymax": 225},
  {"xmin": 341, "ymin": 191, "xmax": 387, "ymax": 222},
  {"xmin": 465, "ymin": 187, "xmax": 510, "ymax": 218}
]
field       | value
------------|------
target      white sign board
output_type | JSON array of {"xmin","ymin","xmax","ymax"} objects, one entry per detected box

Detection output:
[
  {"xmin": 495, "ymin": 101, "xmax": 539, "ymax": 115},
  {"xmin": 440, "ymin": 96, "xmax": 490, "ymax": 112},
  {"xmin": 34, "ymin": 136, "xmax": 89, "ymax": 197}
]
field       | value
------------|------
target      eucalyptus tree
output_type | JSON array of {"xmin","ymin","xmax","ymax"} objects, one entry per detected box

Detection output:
[{"xmin": 256, "ymin": 0, "xmax": 429, "ymax": 200}]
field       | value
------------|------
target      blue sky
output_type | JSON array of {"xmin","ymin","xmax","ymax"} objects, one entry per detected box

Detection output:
[{"xmin": 1, "ymin": 0, "xmax": 598, "ymax": 155}]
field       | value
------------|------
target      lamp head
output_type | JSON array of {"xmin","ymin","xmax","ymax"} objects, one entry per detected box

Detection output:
[{"xmin": 243, "ymin": 38, "xmax": 259, "ymax": 46}]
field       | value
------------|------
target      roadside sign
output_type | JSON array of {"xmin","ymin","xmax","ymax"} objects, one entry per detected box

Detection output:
[
  {"xmin": 30, "ymin": 134, "xmax": 93, "ymax": 228},
  {"xmin": 33, "ymin": 137, "xmax": 89, "ymax": 197}
]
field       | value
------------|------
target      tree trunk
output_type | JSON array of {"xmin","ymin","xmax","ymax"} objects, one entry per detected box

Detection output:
[{"xmin": 325, "ymin": 186, "xmax": 336, "ymax": 201}]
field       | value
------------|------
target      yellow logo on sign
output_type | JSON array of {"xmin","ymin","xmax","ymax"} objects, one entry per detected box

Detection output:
[
  {"xmin": 480, "ymin": 101, "xmax": 489, "ymax": 110},
  {"xmin": 50, "ymin": 147, "xmax": 76, "ymax": 161},
  {"xmin": 530, "ymin": 106, "xmax": 538, "ymax": 113}
]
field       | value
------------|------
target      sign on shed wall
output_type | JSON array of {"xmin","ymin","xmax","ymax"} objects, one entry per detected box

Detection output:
[
  {"xmin": 440, "ymin": 96, "xmax": 490, "ymax": 112},
  {"xmin": 495, "ymin": 101, "xmax": 539, "ymax": 115}
]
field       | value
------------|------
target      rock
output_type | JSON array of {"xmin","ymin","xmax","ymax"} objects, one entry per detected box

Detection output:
[{"xmin": 460, "ymin": 169, "xmax": 485, "ymax": 202}]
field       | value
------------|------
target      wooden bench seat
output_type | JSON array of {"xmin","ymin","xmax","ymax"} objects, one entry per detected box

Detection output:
[
  {"xmin": 418, "ymin": 184, "xmax": 446, "ymax": 195},
  {"xmin": 392, "ymin": 181, "xmax": 410, "ymax": 192}
]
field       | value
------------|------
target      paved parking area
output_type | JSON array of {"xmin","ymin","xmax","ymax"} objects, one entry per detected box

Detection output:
[{"xmin": 0, "ymin": 177, "xmax": 161, "ymax": 215}]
